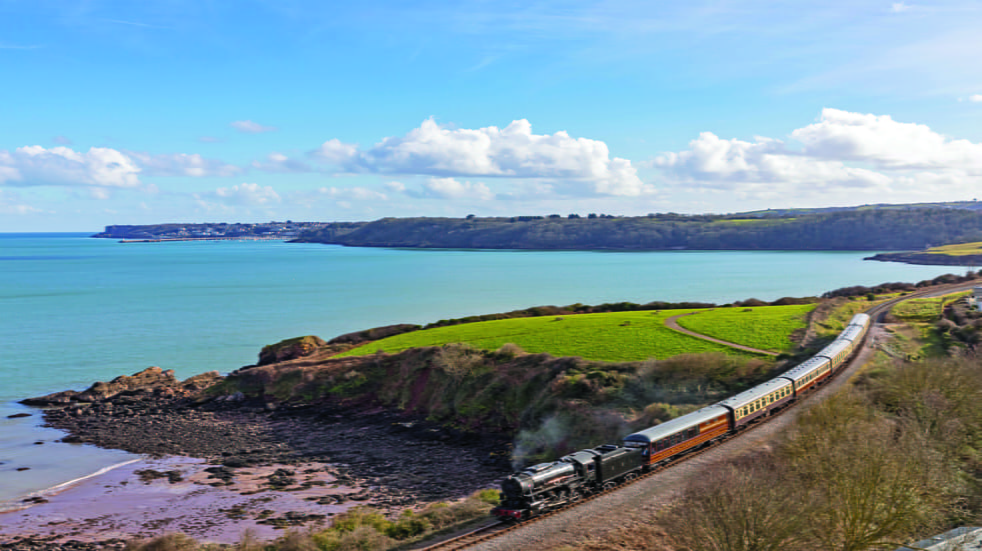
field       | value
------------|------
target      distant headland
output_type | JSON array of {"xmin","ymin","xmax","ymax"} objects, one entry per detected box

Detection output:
[{"xmin": 93, "ymin": 201, "xmax": 982, "ymax": 259}]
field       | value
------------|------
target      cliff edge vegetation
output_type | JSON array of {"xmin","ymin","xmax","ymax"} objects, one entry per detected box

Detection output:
[{"xmin": 296, "ymin": 208, "xmax": 982, "ymax": 251}]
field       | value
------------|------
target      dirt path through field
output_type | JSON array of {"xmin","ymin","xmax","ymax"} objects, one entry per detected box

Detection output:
[{"xmin": 663, "ymin": 311, "xmax": 779, "ymax": 356}]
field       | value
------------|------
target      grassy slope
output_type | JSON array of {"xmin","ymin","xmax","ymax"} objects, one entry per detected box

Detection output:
[
  {"xmin": 893, "ymin": 292, "xmax": 968, "ymax": 321},
  {"xmin": 337, "ymin": 309, "xmax": 778, "ymax": 362},
  {"xmin": 927, "ymin": 241, "xmax": 982, "ymax": 256},
  {"xmin": 675, "ymin": 304, "xmax": 816, "ymax": 352}
]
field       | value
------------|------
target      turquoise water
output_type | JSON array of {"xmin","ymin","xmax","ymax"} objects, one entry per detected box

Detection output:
[{"xmin": 0, "ymin": 233, "xmax": 967, "ymax": 505}]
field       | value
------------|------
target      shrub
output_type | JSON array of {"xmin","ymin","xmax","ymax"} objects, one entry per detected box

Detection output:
[
  {"xmin": 124, "ymin": 534, "xmax": 201, "ymax": 551},
  {"xmin": 312, "ymin": 525, "xmax": 395, "ymax": 551},
  {"xmin": 384, "ymin": 510, "xmax": 431, "ymax": 539},
  {"xmin": 475, "ymin": 488, "xmax": 501, "ymax": 505},
  {"xmin": 495, "ymin": 342, "xmax": 525, "ymax": 360},
  {"xmin": 633, "ymin": 402, "xmax": 679, "ymax": 428},
  {"xmin": 433, "ymin": 343, "xmax": 485, "ymax": 382},
  {"xmin": 272, "ymin": 530, "xmax": 320, "ymax": 551},
  {"xmin": 663, "ymin": 457, "xmax": 807, "ymax": 551}
]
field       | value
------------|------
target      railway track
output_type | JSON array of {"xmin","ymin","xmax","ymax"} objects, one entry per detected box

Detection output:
[{"xmin": 414, "ymin": 281, "xmax": 979, "ymax": 551}]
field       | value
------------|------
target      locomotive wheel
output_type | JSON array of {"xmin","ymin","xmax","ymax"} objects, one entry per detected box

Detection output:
[
  {"xmin": 569, "ymin": 490, "xmax": 582, "ymax": 503},
  {"xmin": 624, "ymin": 472, "xmax": 638, "ymax": 482},
  {"xmin": 602, "ymin": 481, "xmax": 617, "ymax": 492}
]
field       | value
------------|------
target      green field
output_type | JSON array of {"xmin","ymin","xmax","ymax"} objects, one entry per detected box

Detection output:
[
  {"xmin": 892, "ymin": 292, "xmax": 968, "ymax": 322},
  {"xmin": 336, "ymin": 309, "xmax": 790, "ymax": 362},
  {"xmin": 926, "ymin": 241, "xmax": 982, "ymax": 256},
  {"xmin": 893, "ymin": 298, "xmax": 944, "ymax": 322},
  {"xmin": 675, "ymin": 304, "xmax": 816, "ymax": 352}
]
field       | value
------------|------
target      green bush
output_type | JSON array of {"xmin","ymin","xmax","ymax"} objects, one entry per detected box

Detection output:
[{"xmin": 124, "ymin": 534, "xmax": 202, "ymax": 551}]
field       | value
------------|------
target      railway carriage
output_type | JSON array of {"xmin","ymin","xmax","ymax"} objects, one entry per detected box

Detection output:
[
  {"xmin": 848, "ymin": 313, "xmax": 871, "ymax": 331},
  {"xmin": 622, "ymin": 404, "xmax": 730, "ymax": 467},
  {"xmin": 780, "ymin": 355, "xmax": 832, "ymax": 395},
  {"xmin": 717, "ymin": 377, "xmax": 794, "ymax": 428},
  {"xmin": 838, "ymin": 324, "xmax": 865, "ymax": 344},
  {"xmin": 841, "ymin": 313, "xmax": 870, "ymax": 339},
  {"xmin": 816, "ymin": 338, "xmax": 855, "ymax": 371}
]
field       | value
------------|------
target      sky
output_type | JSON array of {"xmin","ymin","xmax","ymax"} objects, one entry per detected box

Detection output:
[{"xmin": 2, "ymin": 0, "xmax": 982, "ymax": 231}]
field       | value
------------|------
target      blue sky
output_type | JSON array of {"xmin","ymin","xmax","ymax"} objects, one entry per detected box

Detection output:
[{"xmin": 2, "ymin": 0, "xmax": 982, "ymax": 231}]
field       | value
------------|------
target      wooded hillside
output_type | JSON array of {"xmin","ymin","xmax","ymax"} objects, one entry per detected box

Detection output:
[{"xmin": 296, "ymin": 208, "xmax": 982, "ymax": 251}]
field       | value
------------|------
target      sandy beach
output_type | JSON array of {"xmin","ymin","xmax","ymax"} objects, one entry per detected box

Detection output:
[{"xmin": 0, "ymin": 455, "xmax": 373, "ymax": 546}]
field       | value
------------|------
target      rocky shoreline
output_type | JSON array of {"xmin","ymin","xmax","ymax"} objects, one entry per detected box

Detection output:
[
  {"xmin": 5, "ymin": 366, "xmax": 512, "ymax": 548},
  {"xmin": 865, "ymin": 251, "xmax": 982, "ymax": 266}
]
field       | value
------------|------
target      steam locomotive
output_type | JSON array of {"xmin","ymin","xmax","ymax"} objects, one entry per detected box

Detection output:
[{"xmin": 492, "ymin": 313, "xmax": 871, "ymax": 521}]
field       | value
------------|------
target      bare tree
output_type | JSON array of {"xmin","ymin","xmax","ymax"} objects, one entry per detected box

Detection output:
[
  {"xmin": 664, "ymin": 456, "xmax": 808, "ymax": 551},
  {"xmin": 787, "ymin": 394, "xmax": 948, "ymax": 551}
]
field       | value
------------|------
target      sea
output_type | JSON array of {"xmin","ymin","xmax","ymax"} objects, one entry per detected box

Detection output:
[{"xmin": 0, "ymin": 233, "xmax": 969, "ymax": 508}]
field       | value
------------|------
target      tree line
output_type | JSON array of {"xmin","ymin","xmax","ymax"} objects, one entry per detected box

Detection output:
[{"xmin": 296, "ymin": 208, "xmax": 982, "ymax": 251}]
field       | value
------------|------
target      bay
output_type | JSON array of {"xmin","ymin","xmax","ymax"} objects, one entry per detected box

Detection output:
[{"xmin": 0, "ymin": 233, "xmax": 968, "ymax": 505}]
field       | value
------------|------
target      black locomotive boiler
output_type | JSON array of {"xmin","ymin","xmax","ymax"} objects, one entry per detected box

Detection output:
[{"xmin": 492, "ymin": 444, "xmax": 644, "ymax": 520}]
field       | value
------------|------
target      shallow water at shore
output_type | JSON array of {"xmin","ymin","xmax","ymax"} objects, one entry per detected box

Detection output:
[{"xmin": 0, "ymin": 233, "xmax": 966, "ymax": 506}]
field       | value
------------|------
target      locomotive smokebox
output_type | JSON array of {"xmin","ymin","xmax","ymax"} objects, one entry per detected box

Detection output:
[{"xmin": 501, "ymin": 476, "xmax": 528, "ymax": 497}]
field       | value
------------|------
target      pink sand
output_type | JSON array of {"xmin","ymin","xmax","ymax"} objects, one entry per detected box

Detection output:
[{"xmin": 0, "ymin": 456, "xmax": 374, "ymax": 544}]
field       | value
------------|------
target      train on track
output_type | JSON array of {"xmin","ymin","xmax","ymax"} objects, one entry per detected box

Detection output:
[{"xmin": 492, "ymin": 313, "xmax": 871, "ymax": 521}]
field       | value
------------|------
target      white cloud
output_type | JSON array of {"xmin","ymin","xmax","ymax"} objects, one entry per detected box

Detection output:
[
  {"xmin": 653, "ymin": 108, "xmax": 982, "ymax": 201},
  {"xmin": 251, "ymin": 152, "xmax": 313, "ymax": 173},
  {"xmin": 230, "ymin": 120, "xmax": 277, "ymax": 134},
  {"xmin": 403, "ymin": 177, "xmax": 495, "ymax": 200},
  {"xmin": 211, "ymin": 183, "xmax": 281, "ymax": 206},
  {"xmin": 969, "ymin": 94, "xmax": 982, "ymax": 103},
  {"xmin": 311, "ymin": 139, "xmax": 359, "ymax": 164},
  {"xmin": 310, "ymin": 119, "xmax": 646, "ymax": 197},
  {"xmin": 0, "ymin": 145, "xmax": 244, "ymax": 192},
  {"xmin": 654, "ymin": 132, "xmax": 890, "ymax": 197},
  {"xmin": 384, "ymin": 181, "xmax": 406, "ymax": 193},
  {"xmin": 0, "ymin": 146, "xmax": 141, "ymax": 188},
  {"xmin": 891, "ymin": 2, "xmax": 912, "ymax": 12},
  {"xmin": 129, "ymin": 152, "xmax": 242, "ymax": 177},
  {"xmin": 318, "ymin": 186, "xmax": 389, "ymax": 201},
  {"xmin": 88, "ymin": 187, "xmax": 112, "ymax": 200},
  {"xmin": 0, "ymin": 189, "xmax": 41, "ymax": 214},
  {"xmin": 792, "ymin": 108, "xmax": 982, "ymax": 171}
]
